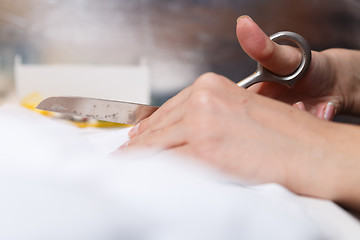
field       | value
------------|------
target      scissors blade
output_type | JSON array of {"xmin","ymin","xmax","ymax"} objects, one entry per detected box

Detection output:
[{"xmin": 36, "ymin": 96, "xmax": 159, "ymax": 125}]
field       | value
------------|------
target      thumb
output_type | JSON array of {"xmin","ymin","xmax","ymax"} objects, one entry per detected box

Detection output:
[{"xmin": 236, "ymin": 16, "xmax": 302, "ymax": 76}]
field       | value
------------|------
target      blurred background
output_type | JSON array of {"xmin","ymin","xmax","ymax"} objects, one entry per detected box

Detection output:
[{"xmin": 0, "ymin": 0, "xmax": 359, "ymax": 105}]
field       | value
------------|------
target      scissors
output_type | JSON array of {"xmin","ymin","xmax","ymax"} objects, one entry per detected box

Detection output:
[
  {"xmin": 237, "ymin": 31, "xmax": 311, "ymax": 88},
  {"xmin": 37, "ymin": 31, "xmax": 311, "ymax": 125}
]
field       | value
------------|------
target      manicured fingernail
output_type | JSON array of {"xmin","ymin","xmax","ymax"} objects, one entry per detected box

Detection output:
[
  {"xmin": 237, "ymin": 15, "xmax": 252, "ymax": 23},
  {"xmin": 118, "ymin": 140, "xmax": 129, "ymax": 151},
  {"xmin": 324, "ymin": 102, "xmax": 335, "ymax": 121},
  {"xmin": 128, "ymin": 123, "xmax": 139, "ymax": 138},
  {"xmin": 294, "ymin": 101, "xmax": 306, "ymax": 111}
]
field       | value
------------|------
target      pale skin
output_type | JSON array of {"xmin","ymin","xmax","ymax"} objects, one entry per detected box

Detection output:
[{"xmin": 122, "ymin": 16, "xmax": 360, "ymax": 212}]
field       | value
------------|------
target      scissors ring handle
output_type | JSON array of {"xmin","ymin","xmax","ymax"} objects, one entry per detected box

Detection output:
[{"xmin": 237, "ymin": 31, "xmax": 311, "ymax": 88}]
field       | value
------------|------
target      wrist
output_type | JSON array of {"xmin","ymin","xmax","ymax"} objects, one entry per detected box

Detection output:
[
  {"xmin": 284, "ymin": 120, "xmax": 336, "ymax": 199},
  {"xmin": 288, "ymin": 121, "xmax": 360, "ymax": 211}
]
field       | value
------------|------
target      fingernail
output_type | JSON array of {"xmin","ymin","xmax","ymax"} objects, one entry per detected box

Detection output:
[
  {"xmin": 315, "ymin": 104, "xmax": 326, "ymax": 119},
  {"xmin": 324, "ymin": 102, "xmax": 335, "ymax": 121},
  {"xmin": 294, "ymin": 101, "xmax": 306, "ymax": 111},
  {"xmin": 118, "ymin": 140, "xmax": 129, "ymax": 151},
  {"xmin": 128, "ymin": 123, "xmax": 140, "ymax": 138},
  {"xmin": 237, "ymin": 15, "xmax": 252, "ymax": 23}
]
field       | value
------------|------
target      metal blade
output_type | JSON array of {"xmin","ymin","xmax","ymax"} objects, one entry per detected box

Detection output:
[{"xmin": 36, "ymin": 96, "xmax": 159, "ymax": 125}]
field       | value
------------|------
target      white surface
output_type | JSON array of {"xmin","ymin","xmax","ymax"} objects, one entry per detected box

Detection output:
[
  {"xmin": 1, "ymin": 104, "xmax": 360, "ymax": 240},
  {"xmin": 299, "ymin": 196, "xmax": 360, "ymax": 239},
  {"xmin": 14, "ymin": 57, "xmax": 151, "ymax": 104}
]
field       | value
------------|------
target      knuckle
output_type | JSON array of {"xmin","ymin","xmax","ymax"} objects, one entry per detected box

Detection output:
[
  {"xmin": 256, "ymin": 46, "xmax": 275, "ymax": 63},
  {"xmin": 131, "ymin": 131, "xmax": 155, "ymax": 148},
  {"xmin": 189, "ymin": 89, "xmax": 218, "ymax": 109},
  {"xmin": 137, "ymin": 119, "xmax": 148, "ymax": 134},
  {"xmin": 194, "ymin": 72, "xmax": 224, "ymax": 88}
]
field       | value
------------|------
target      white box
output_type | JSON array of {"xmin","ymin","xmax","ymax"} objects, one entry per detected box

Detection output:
[{"xmin": 14, "ymin": 57, "xmax": 151, "ymax": 104}]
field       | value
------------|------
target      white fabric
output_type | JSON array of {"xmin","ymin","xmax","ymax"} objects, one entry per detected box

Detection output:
[{"xmin": 0, "ymin": 104, "xmax": 356, "ymax": 239}]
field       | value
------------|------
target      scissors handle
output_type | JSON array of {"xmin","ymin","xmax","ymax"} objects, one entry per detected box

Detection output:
[{"xmin": 237, "ymin": 31, "xmax": 311, "ymax": 88}]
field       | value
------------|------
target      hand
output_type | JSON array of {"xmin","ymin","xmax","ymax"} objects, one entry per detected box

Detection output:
[
  {"xmin": 125, "ymin": 74, "xmax": 360, "ymax": 211},
  {"xmin": 236, "ymin": 16, "xmax": 360, "ymax": 119},
  {"xmin": 126, "ymin": 73, "xmax": 322, "ymax": 185},
  {"xmin": 125, "ymin": 73, "xmax": 332, "ymax": 189},
  {"xmin": 120, "ymin": 16, "xmax": 360, "ymax": 212}
]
